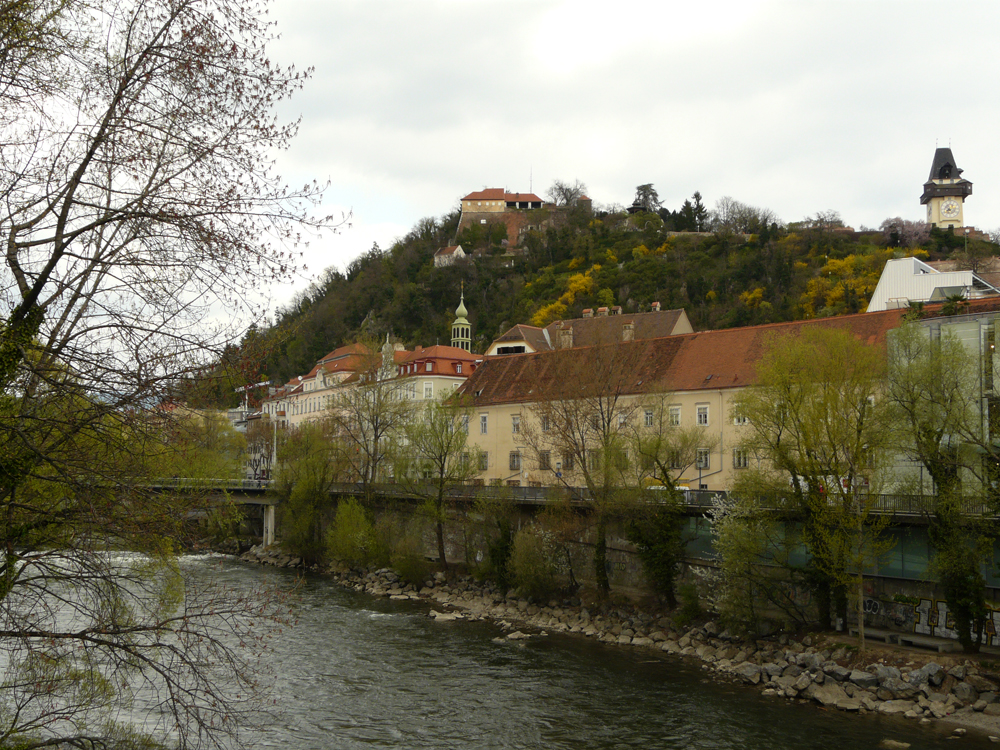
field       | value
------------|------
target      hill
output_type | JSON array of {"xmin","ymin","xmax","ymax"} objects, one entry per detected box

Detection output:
[{"xmin": 184, "ymin": 191, "xmax": 997, "ymax": 407}]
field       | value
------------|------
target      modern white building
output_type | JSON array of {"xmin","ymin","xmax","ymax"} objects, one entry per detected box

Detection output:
[{"xmin": 867, "ymin": 257, "xmax": 1000, "ymax": 312}]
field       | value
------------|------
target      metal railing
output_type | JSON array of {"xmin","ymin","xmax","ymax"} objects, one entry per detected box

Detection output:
[
  {"xmin": 147, "ymin": 478, "xmax": 272, "ymax": 492},
  {"xmin": 146, "ymin": 479, "xmax": 998, "ymax": 518}
]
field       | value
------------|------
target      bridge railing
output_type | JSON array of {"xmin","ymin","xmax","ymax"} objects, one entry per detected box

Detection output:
[
  {"xmin": 147, "ymin": 478, "xmax": 272, "ymax": 492},
  {"xmin": 146, "ymin": 478, "xmax": 997, "ymax": 518}
]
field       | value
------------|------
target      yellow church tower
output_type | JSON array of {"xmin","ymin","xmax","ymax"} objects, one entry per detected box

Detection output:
[{"xmin": 920, "ymin": 147, "xmax": 972, "ymax": 229}]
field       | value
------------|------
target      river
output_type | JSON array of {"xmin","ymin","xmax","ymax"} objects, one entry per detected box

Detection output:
[{"xmin": 187, "ymin": 555, "xmax": 996, "ymax": 750}]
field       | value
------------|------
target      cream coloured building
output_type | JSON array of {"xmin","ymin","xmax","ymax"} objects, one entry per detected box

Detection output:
[
  {"xmin": 460, "ymin": 188, "xmax": 544, "ymax": 213},
  {"xmin": 262, "ymin": 295, "xmax": 482, "ymax": 428},
  {"xmin": 460, "ymin": 310, "xmax": 906, "ymax": 492}
]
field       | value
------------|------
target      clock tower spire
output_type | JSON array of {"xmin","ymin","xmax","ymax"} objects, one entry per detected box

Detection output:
[{"xmin": 920, "ymin": 147, "xmax": 972, "ymax": 229}]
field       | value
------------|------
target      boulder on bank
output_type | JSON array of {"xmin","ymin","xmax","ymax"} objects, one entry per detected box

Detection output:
[
  {"xmin": 734, "ymin": 663, "xmax": 762, "ymax": 685},
  {"xmin": 802, "ymin": 681, "xmax": 849, "ymax": 707},
  {"xmin": 878, "ymin": 700, "xmax": 917, "ymax": 716},
  {"xmin": 908, "ymin": 662, "xmax": 943, "ymax": 686},
  {"xmin": 850, "ymin": 670, "xmax": 879, "ymax": 689},
  {"xmin": 954, "ymin": 682, "xmax": 979, "ymax": 705}
]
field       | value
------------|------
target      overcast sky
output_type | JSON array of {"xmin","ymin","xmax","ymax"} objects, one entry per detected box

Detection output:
[{"xmin": 263, "ymin": 0, "xmax": 1000, "ymax": 311}]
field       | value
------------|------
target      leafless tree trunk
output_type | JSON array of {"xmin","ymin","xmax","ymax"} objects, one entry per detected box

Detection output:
[{"xmin": 0, "ymin": 0, "xmax": 333, "ymax": 745}]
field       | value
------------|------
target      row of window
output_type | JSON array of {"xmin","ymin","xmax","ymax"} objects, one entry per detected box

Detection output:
[
  {"xmin": 399, "ymin": 362, "xmax": 437, "ymax": 375},
  {"xmin": 475, "ymin": 448, "xmax": 754, "ymax": 474},
  {"xmin": 271, "ymin": 378, "xmax": 457, "ymax": 417},
  {"xmin": 478, "ymin": 408, "xmax": 750, "ymax": 434}
]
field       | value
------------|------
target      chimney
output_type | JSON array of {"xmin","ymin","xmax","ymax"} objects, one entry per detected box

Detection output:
[
  {"xmin": 597, "ymin": 307, "xmax": 609, "ymax": 317},
  {"xmin": 611, "ymin": 305, "xmax": 622, "ymax": 315},
  {"xmin": 582, "ymin": 309, "xmax": 593, "ymax": 318},
  {"xmin": 651, "ymin": 301, "xmax": 661, "ymax": 312}
]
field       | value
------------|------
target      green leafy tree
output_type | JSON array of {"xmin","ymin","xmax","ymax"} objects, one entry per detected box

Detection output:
[
  {"xmin": 629, "ymin": 395, "xmax": 707, "ymax": 606},
  {"xmin": 732, "ymin": 326, "xmax": 896, "ymax": 633},
  {"xmin": 707, "ymin": 489, "xmax": 811, "ymax": 634},
  {"xmin": 633, "ymin": 183, "xmax": 661, "ymax": 213},
  {"xmin": 272, "ymin": 420, "xmax": 348, "ymax": 564},
  {"xmin": 887, "ymin": 322, "xmax": 997, "ymax": 652},
  {"xmin": 151, "ymin": 408, "xmax": 247, "ymax": 481},
  {"xmin": 395, "ymin": 397, "xmax": 483, "ymax": 571}
]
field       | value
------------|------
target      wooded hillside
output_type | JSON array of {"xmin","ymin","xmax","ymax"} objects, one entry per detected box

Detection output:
[{"xmin": 188, "ymin": 189, "xmax": 997, "ymax": 406}]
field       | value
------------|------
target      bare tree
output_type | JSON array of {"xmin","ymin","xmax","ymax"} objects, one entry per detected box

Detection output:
[
  {"xmin": 710, "ymin": 196, "xmax": 781, "ymax": 235},
  {"xmin": 879, "ymin": 217, "xmax": 930, "ymax": 248},
  {"xmin": 800, "ymin": 210, "xmax": 846, "ymax": 231},
  {"xmin": 327, "ymin": 338, "xmax": 412, "ymax": 502},
  {"xmin": 0, "ymin": 0, "xmax": 332, "ymax": 745},
  {"xmin": 519, "ymin": 341, "xmax": 652, "ymax": 594},
  {"xmin": 546, "ymin": 178, "xmax": 588, "ymax": 206}
]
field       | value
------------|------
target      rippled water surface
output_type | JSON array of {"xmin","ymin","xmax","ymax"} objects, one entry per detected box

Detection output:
[{"xmin": 188, "ymin": 556, "xmax": 996, "ymax": 750}]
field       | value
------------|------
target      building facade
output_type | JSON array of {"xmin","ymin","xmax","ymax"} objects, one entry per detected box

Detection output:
[{"xmin": 461, "ymin": 310, "xmax": 905, "ymax": 491}]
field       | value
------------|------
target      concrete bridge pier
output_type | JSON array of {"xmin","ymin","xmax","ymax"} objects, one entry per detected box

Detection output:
[{"xmin": 263, "ymin": 505, "xmax": 276, "ymax": 547}]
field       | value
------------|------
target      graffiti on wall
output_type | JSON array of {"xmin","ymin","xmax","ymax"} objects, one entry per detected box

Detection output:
[
  {"xmin": 245, "ymin": 440, "xmax": 272, "ymax": 481},
  {"xmin": 863, "ymin": 596, "xmax": 1000, "ymax": 645},
  {"xmin": 861, "ymin": 597, "xmax": 918, "ymax": 633}
]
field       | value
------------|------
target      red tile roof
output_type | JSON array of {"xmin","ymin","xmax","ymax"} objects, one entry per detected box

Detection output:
[
  {"xmin": 461, "ymin": 189, "xmax": 544, "ymax": 203},
  {"xmin": 490, "ymin": 308, "xmax": 692, "ymax": 353},
  {"xmin": 462, "ymin": 310, "xmax": 907, "ymax": 406},
  {"xmin": 544, "ymin": 307, "xmax": 691, "ymax": 348},
  {"xmin": 400, "ymin": 345, "xmax": 479, "ymax": 364},
  {"xmin": 462, "ymin": 188, "xmax": 506, "ymax": 201},
  {"xmin": 492, "ymin": 324, "xmax": 552, "ymax": 352},
  {"xmin": 504, "ymin": 192, "xmax": 543, "ymax": 203}
]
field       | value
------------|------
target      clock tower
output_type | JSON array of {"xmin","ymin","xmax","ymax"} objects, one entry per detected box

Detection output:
[{"xmin": 920, "ymin": 147, "xmax": 972, "ymax": 228}]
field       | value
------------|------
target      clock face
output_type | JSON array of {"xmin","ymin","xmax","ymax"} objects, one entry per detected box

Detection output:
[{"xmin": 941, "ymin": 199, "xmax": 960, "ymax": 219}]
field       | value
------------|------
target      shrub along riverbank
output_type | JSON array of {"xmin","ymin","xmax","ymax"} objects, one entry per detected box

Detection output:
[{"xmin": 239, "ymin": 543, "xmax": 1000, "ymax": 742}]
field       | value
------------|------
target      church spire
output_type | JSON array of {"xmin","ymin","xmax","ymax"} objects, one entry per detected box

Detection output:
[{"xmin": 451, "ymin": 283, "xmax": 471, "ymax": 352}]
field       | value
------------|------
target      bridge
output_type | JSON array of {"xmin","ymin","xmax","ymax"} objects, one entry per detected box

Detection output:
[{"xmin": 148, "ymin": 478, "xmax": 963, "ymax": 547}]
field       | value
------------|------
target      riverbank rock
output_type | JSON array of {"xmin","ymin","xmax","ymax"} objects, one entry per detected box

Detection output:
[
  {"xmin": 908, "ymin": 662, "xmax": 943, "ymax": 686},
  {"xmin": 878, "ymin": 700, "xmax": 917, "ymax": 716},
  {"xmin": 850, "ymin": 670, "xmax": 879, "ymax": 689},
  {"xmin": 954, "ymin": 682, "xmax": 979, "ymax": 705},
  {"xmin": 803, "ymin": 682, "xmax": 849, "ymax": 707},
  {"xmin": 734, "ymin": 663, "xmax": 762, "ymax": 685}
]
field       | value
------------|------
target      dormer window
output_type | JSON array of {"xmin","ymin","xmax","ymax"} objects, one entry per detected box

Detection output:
[
  {"xmin": 456, "ymin": 364, "xmax": 462, "ymax": 374},
  {"xmin": 425, "ymin": 362, "xmax": 433, "ymax": 372}
]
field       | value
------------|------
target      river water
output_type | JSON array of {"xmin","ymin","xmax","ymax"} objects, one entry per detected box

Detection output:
[{"xmin": 188, "ymin": 555, "xmax": 995, "ymax": 750}]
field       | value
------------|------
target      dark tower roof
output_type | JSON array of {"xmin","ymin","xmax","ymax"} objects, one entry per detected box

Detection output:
[
  {"xmin": 928, "ymin": 147, "xmax": 964, "ymax": 181},
  {"xmin": 920, "ymin": 147, "xmax": 972, "ymax": 204}
]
